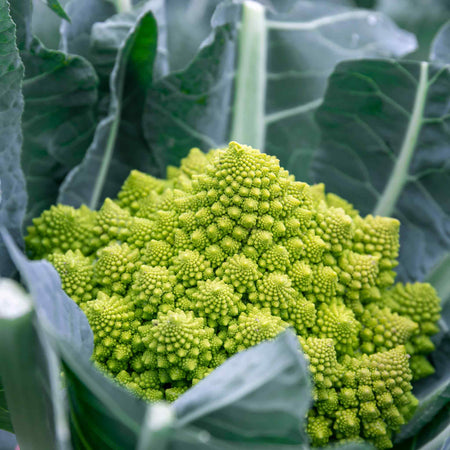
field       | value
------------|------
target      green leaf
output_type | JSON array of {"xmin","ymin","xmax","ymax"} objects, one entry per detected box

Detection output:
[
  {"xmin": 0, "ymin": 430, "xmax": 17, "ymax": 450},
  {"xmin": 171, "ymin": 427, "xmax": 310, "ymax": 450},
  {"xmin": 58, "ymin": 340, "xmax": 146, "ymax": 450},
  {"xmin": 59, "ymin": 10, "xmax": 160, "ymax": 209},
  {"xmin": 258, "ymin": 1, "xmax": 416, "ymax": 181},
  {"xmin": 376, "ymin": 0, "xmax": 450, "ymax": 61},
  {"xmin": 167, "ymin": 331, "xmax": 316, "ymax": 449},
  {"xmin": 0, "ymin": 0, "xmax": 27, "ymax": 278},
  {"xmin": 1, "ymin": 229, "xmax": 94, "ymax": 358},
  {"xmin": 0, "ymin": 279, "xmax": 68, "ymax": 449},
  {"xmin": 174, "ymin": 331, "xmax": 311, "ymax": 446},
  {"xmin": 165, "ymin": 0, "xmax": 221, "ymax": 72},
  {"xmin": 58, "ymin": 1, "xmax": 415, "ymax": 208},
  {"xmin": 394, "ymin": 330, "xmax": 450, "ymax": 444},
  {"xmin": 42, "ymin": 0, "xmax": 70, "ymax": 21},
  {"xmin": 9, "ymin": 0, "xmax": 32, "ymax": 51},
  {"xmin": 20, "ymin": 38, "xmax": 99, "ymax": 224},
  {"xmin": 321, "ymin": 443, "xmax": 374, "ymax": 450},
  {"xmin": 142, "ymin": 0, "xmax": 416, "ymax": 183},
  {"xmin": 395, "ymin": 406, "xmax": 450, "ymax": 449},
  {"xmin": 59, "ymin": 329, "xmax": 312, "ymax": 449},
  {"xmin": 426, "ymin": 254, "xmax": 450, "ymax": 307},
  {"xmin": 84, "ymin": 1, "xmax": 167, "ymax": 96},
  {"xmin": 143, "ymin": 14, "xmax": 237, "ymax": 169},
  {"xmin": 431, "ymin": 21, "xmax": 450, "ymax": 64},
  {"xmin": 109, "ymin": 0, "xmax": 133, "ymax": 13},
  {"xmin": 0, "ymin": 378, "xmax": 13, "ymax": 433},
  {"xmin": 60, "ymin": 0, "xmax": 116, "ymax": 60},
  {"xmin": 311, "ymin": 59, "xmax": 450, "ymax": 282}
]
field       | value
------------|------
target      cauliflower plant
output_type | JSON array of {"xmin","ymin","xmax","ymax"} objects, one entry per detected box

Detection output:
[{"xmin": 26, "ymin": 142, "xmax": 441, "ymax": 449}]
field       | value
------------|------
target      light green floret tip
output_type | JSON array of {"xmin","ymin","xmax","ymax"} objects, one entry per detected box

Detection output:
[
  {"xmin": 382, "ymin": 282, "xmax": 441, "ymax": 380},
  {"xmin": 224, "ymin": 307, "xmax": 289, "ymax": 354},
  {"xmin": 26, "ymin": 204, "xmax": 98, "ymax": 259},
  {"xmin": 94, "ymin": 243, "xmax": 141, "ymax": 294},
  {"xmin": 48, "ymin": 250, "xmax": 96, "ymax": 305},
  {"xmin": 187, "ymin": 278, "xmax": 243, "ymax": 327},
  {"xmin": 359, "ymin": 304, "xmax": 418, "ymax": 355},
  {"xmin": 138, "ymin": 309, "xmax": 217, "ymax": 383},
  {"xmin": 117, "ymin": 170, "xmax": 168, "ymax": 212},
  {"xmin": 94, "ymin": 198, "xmax": 131, "ymax": 244},
  {"xmin": 84, "ymin": 292, "xmax": 139, "ymax": 374},
  {"xmin": 129, "ymin": 265, "xmax": 176, "ymax": 319},
  {"xmin": 25, "ymin": 141, "xmax": 442, "ymax": 449},
  {"xmin": 216, "ymin": 254, "xmax": 261, "ymax": 293},
  {"xmin": 312, "ymin": 300, "xmax": 360, "ymax": 355}
]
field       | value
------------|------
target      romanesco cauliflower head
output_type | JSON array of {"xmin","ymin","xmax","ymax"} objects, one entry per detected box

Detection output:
[{"xmin": 26, "ymin": 141, "xmax": 441, "ymax": 449}]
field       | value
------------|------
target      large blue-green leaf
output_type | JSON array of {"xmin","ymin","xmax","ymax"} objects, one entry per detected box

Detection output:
[
  {"xmin": 60, "ymin": 0, "xmax": 116, "ymax": 59},
  {"xmin": 311, "ymin": 59, "xmax": 450, "ymax": 282},
  {"xmin": 0, "ymin": 378, "xmax": 13, "ymax": 433},
  {"xmin": 1, "ymin": 230, "xmax": 93, "ymax": 358},
  {"xmin": 169, "ymin": 426, "xmax": 374, "ymax": 450},
  {"xmin": 261, "ymin": 1, "xmax": 416, "ymax": 181},
  {"xmin": 431, "ymin": 21, "xmax": 450, "ymax": 64},
  {"xmin": 174, "ymin": 331, "xmax": 311, "ymax": 446},
  {"xmin": 0, "ymin": 279, "xmax": 68, "ymax": 449},
  {"xmin": 164, "ymin": 0, "xmax": 221, "ymax": 72},
  {"xmin": 143, "ymin": 11, "xmax": 238, "ymax": 169},
  {"xmin": 58, "ymin": 10, "xmax": 160, "ymax": 209},
  {"xmin": 377, "ymin": 0, "xmax": 450, "ymax": 61},
  {"xmin": 143, "ymin": 0, "xmax": 416, "ymax": 181},
  {"xmin": 0, "ymin": 0, "xmax": 27, "ymax": 278},
  {"xmin": 60, "ymin": 329, "xmax": 314, "ymax": 449},
  {"xmin": 0, "ymin": 430, "xmax": 17, "ymax": 450},
  {"xmin": 59, "ymin": 340, "xmax": 146, "ymax": 449},
  {"xmin": 88, "ymin": 0, "xmax": 168, "ymax": 89},
  {"xmin": 21, "ymin": 38, "xmax": 99, "ymax": 224},
  {"xmin": 9, "ymin": 0, "xmax": 32, "ymax": 50}
]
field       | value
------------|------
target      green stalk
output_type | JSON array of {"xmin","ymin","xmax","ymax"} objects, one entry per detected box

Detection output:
[
  {"xmin": 230, "ymin": 1, "xmax": 267, "ymax": 150},
  {"xmin": 115, "ymin": 0, "xmax": 132, "ymax": 13},
  {"xmin": 0, "ymin": 279, "xmax": 66, "ymax": 450},
  {"xmin": 136, "ymin": 403, "xmax": 174, "ymax": 450}
]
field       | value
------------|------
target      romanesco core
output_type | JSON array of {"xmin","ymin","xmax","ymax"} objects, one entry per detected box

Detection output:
[{"xmin": 26, "ymin": 142, "xmax": 441, "ymax": 449}]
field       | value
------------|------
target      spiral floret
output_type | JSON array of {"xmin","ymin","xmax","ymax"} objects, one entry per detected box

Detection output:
[
  {"xmin": 129, "ymin": 265, "xmax": 175, "ymax": 319},
  {"xmin": 94, "ymin": 243, "xmax": 140, "ymax": 294},
  {"xmin": 84, "ymin": 293, "xmax": 139, "ymax": 374},
  {"xmin": 139, "ymin": 309, "xmax": 214, "ymax": 382},
  {"xmin": 94, "ymin": 198, "xmax": 131, "ymax": 244},
  {"xmin": 313, "ymin": 300, "xmax": 360, "ymax": 355},
  {"xmin": 225, "ymin": 307, "xmax": 289, "ymax": 354},
  {"xmin": 216, "ymin": 254, "xmax": 261, "ymax": 293},
  {"xmin": 48, "ymin": 250, "xmax": 96, "ymax": 304},
  {"xmin": 117, "ymin": 170, "xmax": 168, "ymax": 212},
  {"xmin": 188, "ymin": 278, "xmax": 242, "ymax": 326},
  {"xmin": 26, "ymin": 204, "xmax": 97, "ymax": 258},
  {"xmin": 382, "ymin": 283, "xmax": 441, "ymax": 379}
]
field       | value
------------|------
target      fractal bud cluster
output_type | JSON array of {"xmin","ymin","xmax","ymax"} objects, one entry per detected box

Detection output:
[{"xmin": 26, "ymin": 142, "xmax": 441, "ymax": 449}]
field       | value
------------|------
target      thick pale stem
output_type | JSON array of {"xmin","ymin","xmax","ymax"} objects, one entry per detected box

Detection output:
[
  {"xmin": 115, "ymin": 0, "xmax": 132, "ymax": 13},
  {"xmin": 230, "ymin": 1, "xmax": 267, "ymax": 150}
]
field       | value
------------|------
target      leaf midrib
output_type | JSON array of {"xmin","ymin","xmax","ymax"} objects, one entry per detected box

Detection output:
[{"xmin": 374, "ymin": 62, "xmax": 429, "ymax": 217}]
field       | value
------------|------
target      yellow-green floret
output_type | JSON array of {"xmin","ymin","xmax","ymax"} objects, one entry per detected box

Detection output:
[{"xmin": 26, "ymin": 142, "xmax": 442, "ymax": 449}]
